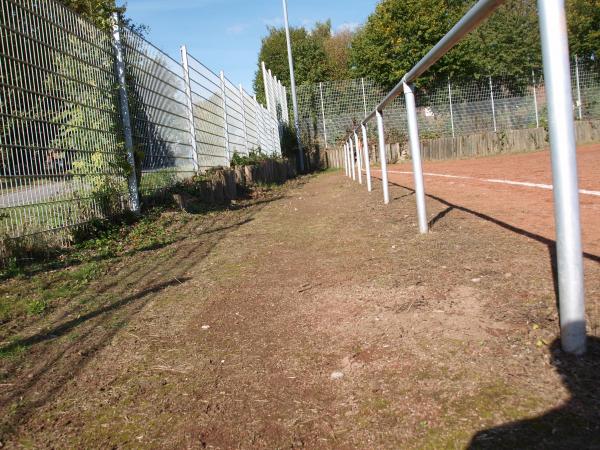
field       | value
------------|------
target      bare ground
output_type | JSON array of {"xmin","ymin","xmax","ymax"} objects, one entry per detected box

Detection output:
[{"xmin": 1, "ymin": 172, "xmax": 599, "ymax": 449}]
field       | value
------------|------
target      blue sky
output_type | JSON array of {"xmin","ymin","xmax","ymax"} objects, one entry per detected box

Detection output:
[{"xmin": 119, "ymin": 0, "xmax": 379, "ymax": 94}]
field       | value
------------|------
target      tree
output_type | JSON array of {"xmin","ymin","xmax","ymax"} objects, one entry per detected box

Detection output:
[{"xmin": 567, "ymin": 0, "xmax": 600, "ymax": 59}]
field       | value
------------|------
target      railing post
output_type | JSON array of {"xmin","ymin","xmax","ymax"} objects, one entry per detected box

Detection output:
[
  {"xmin": 403, "ymin": 82, "xmax": 428, "ymax": 234},
  {"xmin": 489, "ymin": 75, "xmax": 497, "ymax": 132},
  {"xmin": 239, "ymin": 84, "xmax": 249, "ymax": 155},
  {"xmin": 361, "ymin": 124, "xmax": 372, "ymax": 192},
  {"xmin": 354, "ymin": 130, "xmax": 363, "ymax": 185},
  {"xmin": 111, "ymin": 13, "xmax": 140, "ymax": 214},
  {"xmin": 538, "ymin": 0, "xmax": 586, "ymax": 355},
  {"xmin": 532, "ymin": 69, "xmax": 540, "ymax": 128},
  {"xmin": 219, "ymin": 71, "xmax": 231, "ymax": 166},
  {"xmin": 375, "ymin": 110, "xmax": 390, "ymax": 205},
  {"xmin": 180, "ymin": 46, "xmax": 199, "ymax": 172},
  {"xmin": 261, "ymin": 61, "xmax": 271, "ymax": 112},
  {"xmin": 575, "ymin": 55, "xmax": 583, "ymax": 120},
  {"xmin": 344, "ymin": 143, "xmax": 349, "ymax": 176},
  {"xmin": 448, "ymin": 78, "xmax": 456, "ymax": 138},
  {"xmin": 349, "ymin": 139, "xmax": 356, "ymax": 181},
  {"xmin": 319, "ymin": 82, "xmax": 328, "ymax": 149}
]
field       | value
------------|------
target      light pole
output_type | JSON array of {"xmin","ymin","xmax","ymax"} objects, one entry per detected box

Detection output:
[{"xmin": 282, "ymin": 0, "xmax": 305, "ymax": 172}]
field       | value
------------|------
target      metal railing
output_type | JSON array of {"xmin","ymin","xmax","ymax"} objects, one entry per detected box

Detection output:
[
  {"xmin": 0, "ymin": 0, "xmax": 284, "ymax": 247},
  {"xmin": 339, "ymin": 0, "xmax": 588, "ymax": 355}
]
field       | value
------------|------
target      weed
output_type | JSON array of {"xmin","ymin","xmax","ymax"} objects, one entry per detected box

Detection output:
[{"xmin": 26, "ymin": 299, "xmax": 48, "ymax": 316}]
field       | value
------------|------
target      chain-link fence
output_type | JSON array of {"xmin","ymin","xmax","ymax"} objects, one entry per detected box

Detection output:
[
  {"xmin": 296, "ymin": 59, "xmax": 600, "ymax": 150},
  {"xmin": 0, "ymin": 0, "xmax": 284, "ymax": 246}
]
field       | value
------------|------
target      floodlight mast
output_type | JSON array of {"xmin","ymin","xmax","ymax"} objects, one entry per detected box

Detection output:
[{"xmin": 282, "ymin": 0, "xmax": 305, "ymax": 172}]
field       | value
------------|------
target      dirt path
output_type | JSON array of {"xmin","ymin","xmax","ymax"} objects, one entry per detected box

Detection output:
[{"xmin": 3, "ymin": 173, "xmax": 600, "ymax": 448}]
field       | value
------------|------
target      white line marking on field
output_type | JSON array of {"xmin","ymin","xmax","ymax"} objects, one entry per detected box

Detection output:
[{"xmin": 370, "ymin": 169, "xmax": 600, "ymax": 197}]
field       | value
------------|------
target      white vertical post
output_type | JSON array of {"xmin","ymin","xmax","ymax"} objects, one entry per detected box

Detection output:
[
  {"xmin": 219, "ymin": 71, "xmax": 231, "ymax": 166},
  {"xmin": 489, "ymin": 75, "xmax": 497, "ymax": 132},
  {"xmin": 349, "ymin": 139, "xmax": 356, "ymax": 181},
  {"xmin": 361, "ymin": 78, "xmax": 368, "ymax": 117},
  {"xmin": 376, "ymin": 110, "xmax": 390, "ymax": 205},
  {"xmin": 538, "ymin": 0, "xmax": 585, "ymax": 355},
  {"xmin": 344, "ymin": 143, "xmax": 349, "ymax": 176},
  {"xmin": 239, "ymin": 84, "xmax": 249, "ymax": 155},
  {"xmin": 448, "ymin": 78, "xmax": 455, "ymax": 138},
  {"xmin": 319, "ymin": 82, "xmax": 328, "ymax": 149},
  {"xmin": 403, "ymin": 82, "xmax": 428, "ymax": 234},
  {"xmin": 180, "ymin": 46, "xmax": 199, "ymax": 172},
  {"xmin": 532, "ymin": 70, "xmax": 540, "ymax": 128},
  {"xmin": 261, "ymin": 61, "xmax": 271, "ymax": 112},
  {"xmin": 282, "ymin": 0, "xmax": 305, "ymax": 172},
  {"xmin": 361, "ymin": 124, "xmax": 372, "ymax": 192},
  {"xmin": 575, "ymin": 55, "xmax": 583, "ymax": 120},
  {"xmin": 112, "ymin": 13, "xmax": 140, "ymax": 214},
  {"xmin": 354, "ymin": 130, "xmax": 363, "ymax": 185}
]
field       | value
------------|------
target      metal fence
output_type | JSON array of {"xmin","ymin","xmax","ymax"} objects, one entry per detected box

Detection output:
[
  {"xmin": 0, "ymin": 0, "xmax": 284, "ymax": 245},
  {"xmin": 296, "ymin": 59, "xmax": 600, "ymax": 149}
]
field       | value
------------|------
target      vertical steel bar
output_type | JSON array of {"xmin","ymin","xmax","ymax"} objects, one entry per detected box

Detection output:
[
  {"xmin": 354, "ymin": 130, "xmax": 363, "ymax": 185},
  {"xmin": 361, "ymin": 124, "xmax": 372, "ymax": 192},
  {"xmin": 261, "ymin": 61, "xmax": 271, "ymax": 112},
  {"xmin": 376, "ymin": 110, "xmax": 390, "ymax": 205},
  {"xmin": 349, "ymin": 139, "xmax": 356, "ymax": 181},
  {"xmin": 239, "ymin": 84, "xmax": 249, "ymax": 154},
  {"xmin": 180, "ymin": 46, "xmax": 199, "ymax": 172},
  {"xmin": 575, "ymin": 55, "xmax": 583, "ymax": 120},
  {"xmin": 403, "ymin": 83, "xmax": 429, "ymax": 234},
  {"xmin": 448, "ymin": 78, "xmax": 456, "ymax": 138},
  {"xmin": 319, "ymin": 82, "xmax": 328, "ymax": 149},
  {"xmin": 489, "ymin": 75, "xmax": 497, "ymax": 132},
  {"xmin": 532, "ymin": 69, "xmax": 540, "ymax": 128},
  {"xmin": 344, "ymin": 143, "xmax": 349, "ymax": 177},
  {"xmin": 112, "ymin": 13, "xmax": 140, "ymax": 214},
  {"xmin": 219, "ymin": 71, "xmax": 231, "ymax": 165},
  {"xmin": 361, "ymin": 78, "xmax": 368, "ymax": 117},
  {"xmin": 538, "ymin": 0, "xmax": 586, "ymax": 355},
  {"xmin": 282, "ymin": 0, "xmax": 305, "ymax": 172}
]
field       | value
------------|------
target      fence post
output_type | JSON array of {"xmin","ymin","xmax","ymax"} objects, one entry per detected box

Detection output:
[
  {"xmin": 361, "ymin": 124, "xmax": 372, "ymax": 192},
  {"xmin": 489, "ymin": 75, "xmax": 497, "ymax": 132},
  {"xmin": 538, "ymin": 0, "xmax": 585, "ymax": 355},
  {"xmin": 219, "ymin": 71, "xmax": 231, "ymax": 165},
  {"xmin": 403, "ymin": 82, "xmax": 428, "ymax": 234},
  {"xmin": 111, "ymin": 13, "xmax": 140, "ymax": 214},
  {"xmin": 354, "ymin": 130, "xmax": 363, "ymax": 185},
  {"xmin": 532, "ymin": 69, "xmax": 540, "ymax": 128},
  {"xmin": 361, "ymin": 78, "xmax": 368, "ymax": 117},
  {"xmin": 319, "ymin": 82, "xmax": 328, "ymax": 149},
  {"xmin": 180, "ymin": 46, "xmax": 199, "ymax": 172},
  {"xmin": 344, "ymin": 143, "xmax": 349, "ymax": 176},
  {"xmin": 349, "ymin": 138, "xmax": 357, "ymax": 181},
  {"xmin": 575, "ymin": 55, "xmax": 583, "ymax": 120},
  {"xmin": 376, "ymin": 110, "xmax": 390, "ymax": 205},
  {"xmin": 239, "ymin": 84, "xmax": 249, "ymax": 155},
  {"xmin": 448, "ymin": 78, "xmax": 456, "ymax": 138}
]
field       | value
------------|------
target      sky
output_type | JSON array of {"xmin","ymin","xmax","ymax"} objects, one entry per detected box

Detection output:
[{"xmin": 118, "ymin": 0, "xmax": 379, "ymax": 95}]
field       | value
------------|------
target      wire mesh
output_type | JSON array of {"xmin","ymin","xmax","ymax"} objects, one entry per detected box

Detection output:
[
  {"xmin": 297, "ymin": 61, "xmax": 600, "ymax": 149},
  {"xmin": 1, "ymin": 0, "xmax": 127, "ymax": 242},
  {"xmin": 120, "ymin": 26, "xmax": 194, "ymax": 195}
]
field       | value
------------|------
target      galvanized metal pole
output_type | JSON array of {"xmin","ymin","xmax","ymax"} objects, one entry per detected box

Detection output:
[
  {"xmin": 180, "ymin": 46, "xmax": 199, "ymax": 172},
  {"xmin": 282, "ymin": 0, "xmax": 305, "ymax": 172},
  {"xmin": 575, "ymin": 55, "xmax": 583, "ymax": 120},
  {"xmin": 361, "ymin": 124, "xmax": 372, "ymax": 192},
  {"xmin": 349, "ymin": 139, "xmax": 357, "ymax": 181},
  {"xmin": 376, "ymin": 110, "xmax": 390, "ymax": 205},
  {"xmin": 354, "ymin": 130, "xmax": 363, "ymax": 185},
  {"xmin": 448, "ymin": 78, "xmax": 456, "ymax": 138},
  {"xmin": 403, "ymin": 83, "xmax": 429, "ymax": 234},
  {"xmin": 344, "ymin": 143, "xmax": 349, "ymax": 177},
  {"xmin": 532, "ymin": 69, "xmax": 540, "ymax": 128},
  {"xmin": 219, "ymin": 71, "xmax": 231, "ymax": 165},
  {"xmin": 261, "ymin": 61, "xmax": 271, "ymax": 112},
  {"xmin": 538, "ymin": 0, "xmax": 586, "ymax": 355},
  {"xmin": 112, "ymin": 14, "xmax": 140, "ymax": 214},
  {"xmin": 319, "ymin": 83, "xmax": 328, "ymax": 149},
  {"xmin": 489, "ymin": 75, "xmax": 497, "ymax": 132},
  {"xmin": 239, "ymin": 84, "xmax": 249, "ymax": 155},
  {"xmin": 361, "ymin": 78, "xmax": 368, "ymax": 117}
]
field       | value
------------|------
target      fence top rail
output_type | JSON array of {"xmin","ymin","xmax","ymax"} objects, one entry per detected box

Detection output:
[{"xmin": 354, "ymin": 0, "xmax": 505, "ymax": 135}]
